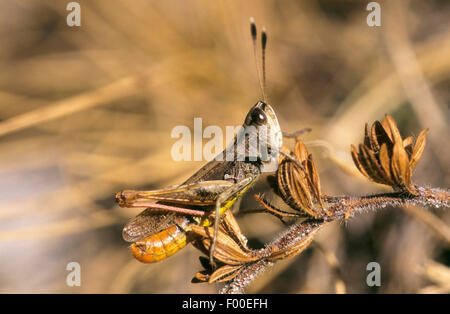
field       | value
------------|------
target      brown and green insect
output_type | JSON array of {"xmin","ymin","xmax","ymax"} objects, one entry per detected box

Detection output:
[{"xmin": 116, "ymin": 19, "xmax": 283, "ymax": 266}]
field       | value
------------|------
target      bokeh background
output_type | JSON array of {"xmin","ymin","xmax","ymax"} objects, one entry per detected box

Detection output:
[{"xmin": 0, "ymin": 0, "xmax": 449, "ymax": 293}]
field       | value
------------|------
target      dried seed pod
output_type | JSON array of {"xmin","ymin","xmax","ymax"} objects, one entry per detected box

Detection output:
[
  {"xmin": 351, "ymin": 114, "xmax": 429, "ymax": 194},
  {"xmin": 190, "ymin": 210, "xmax": 260, "ymax": 284},
  {"xmin": 276, "ymin": 139, "xmax": 327, "ymax": 218}
]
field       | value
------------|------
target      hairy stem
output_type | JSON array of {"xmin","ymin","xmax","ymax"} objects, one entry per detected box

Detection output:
[{"xmin": 221, "ymin": 186, "xmax": 449, "ymax": 293}]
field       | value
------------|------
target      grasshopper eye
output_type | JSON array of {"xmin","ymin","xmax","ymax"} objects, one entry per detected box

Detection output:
[{"xmin": 246, "ymin": 107, "xmax": 267, "ymax": 126}]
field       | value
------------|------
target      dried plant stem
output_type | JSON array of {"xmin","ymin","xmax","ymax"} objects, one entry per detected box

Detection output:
[
  {"xmin": 384, "ymin": 1, "xmax": 449, "ymax": 169},
  {"xmin": 220, "ymin": 260, "xmax": 270, "ymax": 294},
  {"xmin": 324, "ymin": 187, "xmax": 450, "ymax": 220},
  {"xmin": 0, "ymin": 76, "xmax": 138, "ymax": 138},
  {"xmin": 221, "ymin": 220, "xmax": 323, "ymax": 293},
  {"xmin": 220, "ymin": 187, "xmax": 449, "ymax": 293}
]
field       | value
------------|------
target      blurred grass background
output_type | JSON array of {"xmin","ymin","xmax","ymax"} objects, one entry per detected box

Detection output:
[{"xmin": 0, "ymin": 0, "xmax": 449, "ymax": 293}]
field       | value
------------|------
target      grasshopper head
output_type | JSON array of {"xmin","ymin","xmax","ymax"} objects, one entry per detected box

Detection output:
[{"xmin": 242, "ymin": 101, "xmax": 282, "ymax": 172}]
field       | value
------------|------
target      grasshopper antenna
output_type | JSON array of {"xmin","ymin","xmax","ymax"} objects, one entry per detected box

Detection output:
[
  {"xmin": 250, "ymin": 17, "xmax": 267, "ymax": 102},
  {"xmin": 261, "ymin": 26, "xmax": 267, "ymax": 102}
]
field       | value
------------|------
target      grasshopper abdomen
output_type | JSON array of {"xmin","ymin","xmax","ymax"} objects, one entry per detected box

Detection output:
[{"xmin": 130, "ymin": 223, "xmax": 189, "ymax": 263}]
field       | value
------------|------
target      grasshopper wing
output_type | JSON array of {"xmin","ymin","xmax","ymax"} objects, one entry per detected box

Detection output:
[{"xmin": 122, "ymin": 210, "xmax": 183, "ymax": 242}]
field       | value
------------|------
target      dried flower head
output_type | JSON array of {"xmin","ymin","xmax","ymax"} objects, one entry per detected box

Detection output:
[
  {"xmin": 191, "ymin": 206, "xmax": 322, "ymax": 283},
  {"xmin": 351, "ymin": 114, "xmax": 428, "ymax": 195},
  {"xmin": 191, "ymin": 208, "xmax": 323, "ymax": 287},
  {"xmin": 273, "ymin": 140, "xmax": 328, "ymax": 218},
  {"xmin": 190, "ymin": 210, "xmax": 260, "ymax": 284}
]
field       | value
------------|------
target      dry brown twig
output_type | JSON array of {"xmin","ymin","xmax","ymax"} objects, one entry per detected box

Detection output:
[{"xmin": 190, "ymin": 115, "xmax": 449, "ymax": 294}]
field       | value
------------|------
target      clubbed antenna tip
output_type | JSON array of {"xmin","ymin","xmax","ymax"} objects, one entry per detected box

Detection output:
[
  {"xmin": 250, "ymin": 17, "xmax": 257, "ymax": 40},
  {"xmin": 261, "ymin": 27, "xmax": 267, "ymax": 49},
  {"xmin": 249, "ymin": 17, "xmax": 268, "ymax": 102},
  {"xmin": 261, "ymin": 27, "xmax": 267, "ymax": 99}
]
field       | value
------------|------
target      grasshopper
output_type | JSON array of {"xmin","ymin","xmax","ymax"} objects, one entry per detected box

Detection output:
[{"xmin": 116, "ymin": 19, "xmax": 283, "ymax": 266}]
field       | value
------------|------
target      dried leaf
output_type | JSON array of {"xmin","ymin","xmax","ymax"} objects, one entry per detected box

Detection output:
[
  {"xmin": 190, "ymin": 225, "xmax": 257, "ymax": 265},
  {"xmin": 358, "ymin": 144, "xmax": 384, "ymax": 184},
  {"xmin": 410, "ymin": 128, "xmax": 429, "ymax": 169},
  {"xmin": 278, "ymin": 161, "xmax": 315, "ymax": 216},
  {"xmin": 278, "ymin": 164, "xmax": 297, "ymax": 208},
  {"xmin": 379, "ymin": 143, "xmax": 393, "ymax": 183},
  {"xmin": 212, "ymin": 234, "xmax": 255, "ymax": 264},
  {"xmin": 351, "ymin": 144, "xmax": 371, "ymax": 180},
  {"xmin": 268, "ymin": 222, "xmax": 322, "ymax": 261},
  {"xmin": 364, "ymin": 123, "xmax": 372, "ymax": 149},
  {"xmin": 192, "ymin": 271, "xmax": 210, "ymax": 283},
  {"xmin": 381, "ymin": 115, "xmax": 394, "ymax": 143},
  {"xmin": 403, "ymin": 136, "xmax": 413, "ymax": 148},
  {"xmin": 277, "ymin": 162, "xmax": 293, "ymax": 204},
  {"xmin": 359, "ymin": 144, "xmax": 383, "ymax": 183},
  {"xmin": 404, "ymin": 168, "xmax": 414, "ymax": 194},
  {"xmin": 391, "ymin": 141, "xmax": 412, "ymax": 190},
  {"xmin": 403, "ymin": 136, "xmax": 414, "ymax": 156},
  {"xmin": 360, "ymin": 144, "xmax": 393, "ymax": 185},
  {"xmin": 307, "ymin": 154, "xmax": 324, "ymax": 209},
  {"xmin": 294, "ymin": 140, "xmax": 309, "ymax": 162},
  {"xmin": 219, "ymin": 210, "xmax": 249, "ymax": 249},
  {"xmin": 280, "ymin": 234, "xmax": 315, "ymax": 260},
  {"xmin": 384, "ymin": 115, "xmax": 403, "ymax": 145},
  {"xmin": 209, "ymin": 264, "xmax": 244, "ymax": 284},
  {"xmin": 291, "ymin": 165, "xmax": 316, "ymax": 216},
  {"xmin": 373, "ymin": 120, "xmax": 393, "ymax": 150},
  {"xmin": 370, "ymin": 122, "xmax": 380, "ymax": 151}
]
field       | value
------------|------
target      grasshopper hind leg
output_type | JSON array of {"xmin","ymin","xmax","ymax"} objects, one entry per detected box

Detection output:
[{"xmin": 209, "ymin": 176, "xmax": 254, "ymax": 267}]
